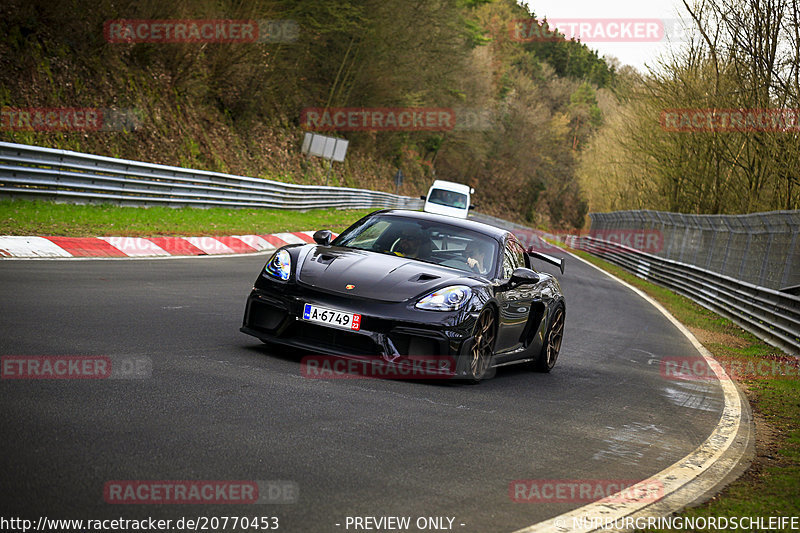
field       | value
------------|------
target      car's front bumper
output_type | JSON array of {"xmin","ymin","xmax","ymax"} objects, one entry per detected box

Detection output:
[{"xmin": 240, "ymin": 284, "xmax": 479, "ymax": 377}]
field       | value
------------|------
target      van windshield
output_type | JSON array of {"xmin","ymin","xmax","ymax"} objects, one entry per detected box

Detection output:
[{"xmin": 428, "ymin": 188, "xmax": 468, "ymax": 209}]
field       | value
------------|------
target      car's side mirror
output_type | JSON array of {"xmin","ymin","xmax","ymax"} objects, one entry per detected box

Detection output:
[
  {"xmin": 509, "ymin": 267, "xmax": 540, "ymax": 286},
  {"xmin": 469, "ymin": 204, "xmax": 478, "ymax": 210},
  {"xmin": 420, "ymin": 195, "xmax": 427, "ymax": 201},
  {"xmin": 313, "ymin": 229, "xmax": 333, "ymax": 245}
]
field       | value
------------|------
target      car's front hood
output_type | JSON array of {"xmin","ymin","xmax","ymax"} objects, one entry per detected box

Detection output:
[{"xmin": 296, "ymin": 246, "xmax": 468, "ymax": 302}]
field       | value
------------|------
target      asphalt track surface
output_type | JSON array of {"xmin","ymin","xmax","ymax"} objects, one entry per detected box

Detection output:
[{"xmin": 0, "ymin": 252, "xmax": 725, "ymax": 532}]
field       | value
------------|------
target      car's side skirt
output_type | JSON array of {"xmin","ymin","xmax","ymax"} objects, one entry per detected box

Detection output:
[{"xmin": 491, "ymin": 357, "xmax": 536, "ymax": 368}]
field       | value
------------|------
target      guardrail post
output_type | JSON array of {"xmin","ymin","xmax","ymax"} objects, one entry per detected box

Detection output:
[
  {"xmin": 737, "ymin": 217, "xmax": 754, "ymax": 280},
  {"xmin": 719, "ymin": 217, "xmax": 734, "ymax": 277},
  {"xmin": 782, "ymin": 227, "xmax": 799, "ymax": 289},
  {"xmin": 758, "ymin": 213, "xmax": 775, "ymax": 287},
  {"xmin": 705, "ymin": 218, "xmax": 719, "ymax": 270},
  {"xmin": 677, "ymin": 214, "xmax": 691, "ymax": 263}
]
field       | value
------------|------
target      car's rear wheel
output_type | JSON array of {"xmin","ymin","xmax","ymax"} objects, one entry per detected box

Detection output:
[
  {"xmin": 468, "ymin": 308, "xmax": 497, "ymax": 382},
  {"xmin": 534, "ymin": 305, "xmax": 564, "ymax": 373}
]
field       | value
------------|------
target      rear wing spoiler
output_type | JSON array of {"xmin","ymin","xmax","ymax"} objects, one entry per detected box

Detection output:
[{"xmin": 527, "ymin": 250, "xmax": 565, "ymax": 275}]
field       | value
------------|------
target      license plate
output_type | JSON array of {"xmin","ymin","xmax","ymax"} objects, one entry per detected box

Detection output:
[{"xmin": 302, "ymin": 303, "xmax": 361, "ymax": 331}]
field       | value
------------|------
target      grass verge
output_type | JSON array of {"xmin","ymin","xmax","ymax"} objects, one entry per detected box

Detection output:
[
  {"xmin": 0, "ymin": 200, "xmax": 373, "ymax": 237},
  {"xmin": 569, "ymin": 249, "xmax": 799, "ymax": 532}
]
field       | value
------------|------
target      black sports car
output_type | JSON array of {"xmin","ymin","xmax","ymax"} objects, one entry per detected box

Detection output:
[{"xmin": 241, "ymin": 209, "xmax": 566, "ymax": 382}]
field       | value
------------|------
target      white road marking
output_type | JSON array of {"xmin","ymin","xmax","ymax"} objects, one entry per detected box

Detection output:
[
  {"xmin": 0, "ymin": 236, "xmax": 73, "ymax": 258},
  {"xmin": 514, "ymin": 251, "xmax": 748, "ymax": 533},
  {"xmin": 273, "ymin": 232, "xmax": 310, "ymax": 245}
]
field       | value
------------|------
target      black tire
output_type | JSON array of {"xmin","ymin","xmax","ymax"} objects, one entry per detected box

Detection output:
[
  {"xmin": 534, "ymin": 305, "xmax": 565, "ymax": 373},
  {"xmin": 466, "ymin": 308, "xmax": 497, "ymax": 383}
]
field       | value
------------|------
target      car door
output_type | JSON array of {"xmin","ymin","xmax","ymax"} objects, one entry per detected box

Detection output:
[{"xmin": 493, "ymin": 236, "xmax": 538, "ymax": 359}]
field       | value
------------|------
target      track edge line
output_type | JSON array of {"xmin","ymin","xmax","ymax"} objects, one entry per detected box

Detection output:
[{"xmin": 512, "ymin": 250, "xmax": 754, "ymax": 533}]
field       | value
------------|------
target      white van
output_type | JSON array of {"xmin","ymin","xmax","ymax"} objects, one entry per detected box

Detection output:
[{"xmin": 421, "ymin": 180, "xmax": 474, "ymax": 219}]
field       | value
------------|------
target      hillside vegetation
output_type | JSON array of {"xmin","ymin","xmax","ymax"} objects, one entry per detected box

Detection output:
[
  {"xmin": 5, "ymin": 0, "xmax": 791, "ymax": 224},
  {"xmin": 0, "ymin": 0, "xmax": 616, "ymax": 228},
  {"xmin": 578, "ymin": 0, "xmax": 800, "ymax": 214}
]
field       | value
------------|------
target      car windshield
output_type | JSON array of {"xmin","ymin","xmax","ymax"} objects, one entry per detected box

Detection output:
[
  {"xmin": 332, "ymin": 215, "xmax": 498, "ymax": 276},
  {"xmin": 428, "ymin": 188, "xmax": 468, "ymax": 209}
]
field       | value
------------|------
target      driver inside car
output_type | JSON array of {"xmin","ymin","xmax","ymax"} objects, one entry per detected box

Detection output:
[
  {"xmin": 464, "ymin": 240, "xmax": 491, "ymax": 275},
  {"xmin": 392, "ymin": 228, "xmax": 426, "ymax": 258}
]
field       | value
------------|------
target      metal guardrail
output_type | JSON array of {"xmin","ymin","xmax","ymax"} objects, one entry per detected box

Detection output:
[
  {"xmin": 564, "ymin": 234, "xmax": 800, "ymax": 356},
  {"xmin": 0, "ymin": 142, "xmax": 424, "ymax": 211},
  {"xmin": 3, "ymin": 141, "xmax": 796, "ymax": 354},
  {"xmin": 590, "ymin": 209, "xmax": 800, "ymax": 291}
]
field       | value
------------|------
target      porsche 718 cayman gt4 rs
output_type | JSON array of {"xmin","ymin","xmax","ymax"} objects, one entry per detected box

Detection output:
[{"xmin": 240, "ymin": 209, "xmax": 566, "ymax": 382}]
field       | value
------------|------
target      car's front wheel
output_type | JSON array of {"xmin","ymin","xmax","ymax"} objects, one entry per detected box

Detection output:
[
  {"xmin": 467, "ymin": 308, "xmax": 497, "ymax": 383},
  {"xmin": 533, "ymin": 305, "xmax": 565, "ymax": 373}
]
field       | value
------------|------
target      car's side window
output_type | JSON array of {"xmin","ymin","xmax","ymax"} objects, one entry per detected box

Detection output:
[
  {"xmin": 502, "ymin": 248, "xmax": 514, "ymax": 279},
  {"xmin": 502, "ymin": 238, "xmax": 527, "ymax": 279},
  {"xmin": 510, "ymin": 239, "xmax": 526, "ymax": 270},
  {"xmin": 347, "ymin": 220, "xmax": 390, "ymax": 249},
  {"xmin": 502, "ymin": 242, "xmax": 518, "ymax": 278}
]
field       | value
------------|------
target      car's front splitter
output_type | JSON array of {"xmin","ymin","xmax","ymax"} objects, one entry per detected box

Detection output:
[{"xmin": 241, "ymin": 286, "xmax": 481, "ymax": 378}]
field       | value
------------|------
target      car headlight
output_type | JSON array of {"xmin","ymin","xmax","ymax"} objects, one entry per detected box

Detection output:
[
  {"xmin": 264, "ymin": 249, "xmax": 291, "ymax": 281},
  {"xmin": 415, "ymin": 285, "xmax": 472, "ymax": 311}
]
